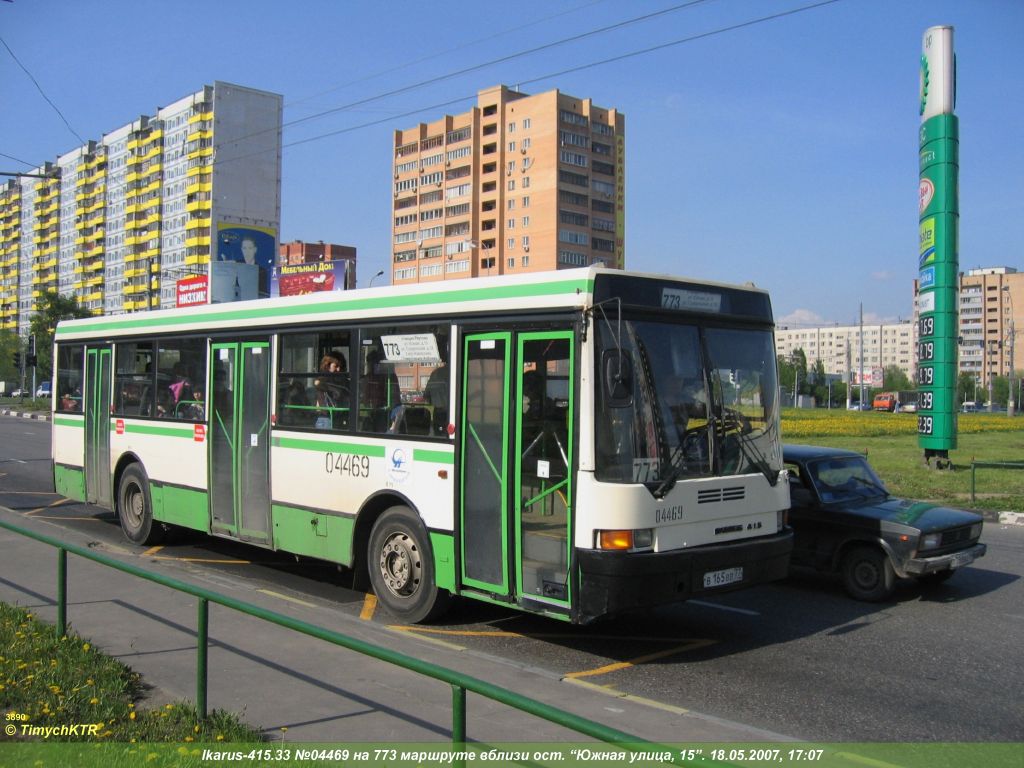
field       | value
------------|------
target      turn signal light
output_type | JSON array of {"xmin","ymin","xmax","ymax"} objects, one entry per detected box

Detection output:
[{"xmin": 598, "ymin": 530, "xmax": 633, "ymax": 550}]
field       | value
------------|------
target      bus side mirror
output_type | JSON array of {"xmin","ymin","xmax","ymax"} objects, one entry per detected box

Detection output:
[{"xmin": 603, "ymin": 350, "xmax": 633, "ymax": 408}]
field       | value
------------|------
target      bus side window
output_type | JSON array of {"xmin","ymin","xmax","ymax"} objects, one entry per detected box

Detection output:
[
  {"xmin": 55, "ymin": 344, "xmax": 84, "ymax": 413},
  {"xmin": 278, "ymin": 330, "xmax": 351, "ymax": 430}
]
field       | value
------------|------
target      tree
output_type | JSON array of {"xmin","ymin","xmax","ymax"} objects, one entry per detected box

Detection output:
[
  {"xmin": 28, "ymin": 292, "xmax": 91, "ymax": 381},
  {"xmin": 955, "ymin": 372, "xmax": 977, "ymax": 404},
  {"xmin": 991, "ymin": 376, "xmax": 1009, "ymax": 407},
  {"xmin": 0, "ymin": 329, "xmax": 20, "ymax": 383},
  {"xmin": 882, "ymin": 364, "xmax": 913, "ymax": 392}
]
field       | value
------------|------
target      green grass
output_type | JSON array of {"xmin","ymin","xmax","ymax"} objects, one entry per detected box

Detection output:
[
  {"xmin": 781, "ymin": 409, "xmax": 1024, "ymax": 513},
  {"xmin": 0, "ymin": 396, "xmax": 49, "ymax": 412},
  {"xmin": 0, "ymin": 603, "xmax": 262, "ymax": 743}
]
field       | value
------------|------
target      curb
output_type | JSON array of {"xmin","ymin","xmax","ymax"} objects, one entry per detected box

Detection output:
[{"xmin": 0, "ymin": 408, "xmax": 50, "ymax": 421}]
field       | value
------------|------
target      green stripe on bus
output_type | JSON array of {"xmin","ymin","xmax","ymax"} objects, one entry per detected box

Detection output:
[
  {"xmin": 55, "ymin": 277, "xmax": 594, "ymax": 336},
  {"xmin": 413, "ymin": 448, "xmax": 454, "ymax": 464},
  {"xmin": 117, "ymin": 423, "xmax": 195, "ymax": 439},
  {"xmin": 272, "ymin": 436, "xmax": 386, "ymax": 457},
  {"xmin": 54, "ymin": 416, "xmax": 84, "ymax": 428}
]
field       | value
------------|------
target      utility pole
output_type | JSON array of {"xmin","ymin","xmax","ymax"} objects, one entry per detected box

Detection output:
[
  {"xmin": 859, "ymin": 303, "xmax": 865, "ymax": 408},
  {"xmin": 1005, "ymin": 286, "xmax": 1016, "ymax": 418}
]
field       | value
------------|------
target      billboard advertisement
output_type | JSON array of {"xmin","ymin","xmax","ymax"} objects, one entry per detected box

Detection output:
[
  {"xmin": 175, "ymin": 275, "xmax": 209, "ymax": 308},
  {"xmin": 215, "ymin": 223, "xmax": 276, "ymax": 298},
  {"xmin": 271, "ymin": 259, "xmax": 350, "ymax": 298}
]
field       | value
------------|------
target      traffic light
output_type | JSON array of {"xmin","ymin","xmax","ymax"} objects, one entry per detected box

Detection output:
[
  {"xmin": 13, "ymin": 351, "xmax": 21, "ymax": 369},
  {"xmin": 26, "ymin": 354, "xmax": 37, "ymax": 367}
]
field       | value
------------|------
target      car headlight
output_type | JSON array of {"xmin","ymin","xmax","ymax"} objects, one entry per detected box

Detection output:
[
  {"xmin": 970, "ymin": 522, "xmax": 982, "ymax": 540},
  {"xmin": 919, "ymin": 532, "xmax": 942, "ymax": 550}
]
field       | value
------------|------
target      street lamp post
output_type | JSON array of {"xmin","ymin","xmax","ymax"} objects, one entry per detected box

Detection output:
[
  {"xmin": 1003, "ymin": 286, "xmax": 1016, "ymax": 418},
  {"xmin": 368, "ymin": 269, "xmax": 385, "ymax": 288}
]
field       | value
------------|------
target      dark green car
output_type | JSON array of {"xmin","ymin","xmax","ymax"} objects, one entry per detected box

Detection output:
[{"xmin": 783, "ymin": 444, "xmax": 987, "ymax": 601}]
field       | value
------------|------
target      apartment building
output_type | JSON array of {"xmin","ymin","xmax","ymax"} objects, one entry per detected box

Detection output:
[
  {"xmin": 390, "ymin": 85, "xmax": 625, "ymax": 285},
  {"xmin": 775, "ymin": 322, "xmax": 916, "ymax": 382},
  {"xmin": 0, "ymin": 81, "xmax": 282, "ymax": 334},
  {"xmin": 954, "ymin": 267, "xmax": 1022, "ymax": 389}
]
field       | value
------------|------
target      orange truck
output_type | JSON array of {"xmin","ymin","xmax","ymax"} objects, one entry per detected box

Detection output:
[{"xmin": 872, "ymin": 392, "xmax": 898, "ymax": 411}]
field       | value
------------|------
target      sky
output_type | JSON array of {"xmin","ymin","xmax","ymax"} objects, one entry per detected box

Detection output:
[{"xmin": 2, "ymin": 0, "xmax": 1022, "ymax": 327}]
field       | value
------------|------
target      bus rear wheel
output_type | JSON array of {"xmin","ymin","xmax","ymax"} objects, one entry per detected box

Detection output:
[
  {"xmin": 368, "ymin": 506, "xmax": 449, "ymax": 623},
  {"xmin": 117, "ymin": 464, "xmax": 165, "ymax": 546}
]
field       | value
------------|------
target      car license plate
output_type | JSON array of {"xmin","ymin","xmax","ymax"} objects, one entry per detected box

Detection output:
[
  {"xmin": 950, "ymin": 551, "xmax": 975, "ymax": 569},
  {"xmin": 703, "ymin": 566, "xmax": 743, "ymax": 588}
]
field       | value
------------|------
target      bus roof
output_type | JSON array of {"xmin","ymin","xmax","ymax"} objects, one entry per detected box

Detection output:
[{"xmin": 55, "ymin": 266, "xmax": 773, "ymax": 341}]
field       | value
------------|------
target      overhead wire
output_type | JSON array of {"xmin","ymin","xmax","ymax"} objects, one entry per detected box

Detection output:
[
  {"xmin": 284, "ymin": 0, "xmax": 614, "ymax": 110},
  {"xmin": 0, "ymin": 34, "xmax": 85, "ymax": 145},
  {"xmin": 214, "ymin": 0, "xmax": 842, "ymax": 170}
]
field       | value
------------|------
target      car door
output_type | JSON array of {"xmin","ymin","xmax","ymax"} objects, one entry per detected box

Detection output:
[{"xmin": 786, "ymin": 461, "xmax": 836, "ymax": 570}]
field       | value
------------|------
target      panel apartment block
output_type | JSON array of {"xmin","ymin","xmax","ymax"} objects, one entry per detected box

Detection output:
[{"xmin": 0, "ymin": 81, "xmax": 282, "ymax": 333}]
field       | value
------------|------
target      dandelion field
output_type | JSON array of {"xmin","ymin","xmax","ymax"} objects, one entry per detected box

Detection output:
[
  {"xmin": 781, "ymin": 409, "xmax": 1024, "ymax": 512},
  {"xmin": 0, "ymin": 603, "xmax": 260, "ymax": 743}
]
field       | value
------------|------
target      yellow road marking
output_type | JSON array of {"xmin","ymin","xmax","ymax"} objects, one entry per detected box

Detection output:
[
  {"xmin": 562, "ymin": 678, "xmax": 692, "ymax": 714},
  {"xmin": 32, "ymin": 516, "xmax": 106, "ymax": 522},
  {"xmin": 564, "ymin": 639, "xmax": 714, "ymax": 679},
  {"xmin": 386, "ymin": 625, "xmax": 466, "ymax": 651},
  {"xmin": 359, "ymin": 593, "xmax": 377, "ymax": 620},
  {"xmin": 257, "ymin": 589, "xmax": 317, "ymax": 609},
  {"xmin": 148, "ymin": 555, "xmax": 251, "ymax": 564},
  {"xmin": 390, "ymin": 626, "xmax": 523, "ymax": 638},
  {"xmin": 140, "ymin": 542, "xmax": 250, "ymax": 564}
]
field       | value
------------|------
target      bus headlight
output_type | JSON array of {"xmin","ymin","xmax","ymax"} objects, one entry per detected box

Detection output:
[
  {"xmin": 777, "ymin": 509, "xmax": 788, "ymax": 531},
  {"xmin": 597, "ymin": 528, "xmax": 653, "ymax": 551}
]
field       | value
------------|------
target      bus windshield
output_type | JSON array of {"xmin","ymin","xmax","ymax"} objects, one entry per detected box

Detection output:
[{"xmin": 595, "ymin": 318, "xmax": 781, "ymax": 494}]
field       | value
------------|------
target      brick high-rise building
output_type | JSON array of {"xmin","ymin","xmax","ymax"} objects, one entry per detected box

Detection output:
[{"xmin": 390, "ymin": 85, "xmax": 625, "ymax": 285}]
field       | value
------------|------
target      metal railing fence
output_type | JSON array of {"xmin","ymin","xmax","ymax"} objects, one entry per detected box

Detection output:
[
  {"xmin": 970, "ymin": 460, "xmax": 1024, "ymax": 503},
  {"xmin": 0, "ymin": 517, "xmax": 677, "ymax": 757}
]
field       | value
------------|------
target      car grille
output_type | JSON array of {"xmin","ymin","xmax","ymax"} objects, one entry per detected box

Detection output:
[{"xmin": 941, "ymin": 526, "xmax": 976, "ymax": 547}]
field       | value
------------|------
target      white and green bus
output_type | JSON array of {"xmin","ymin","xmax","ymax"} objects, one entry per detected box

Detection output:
[{"xmin": 51, "ymin": 267, "xmax": 792, "ymax": 624}]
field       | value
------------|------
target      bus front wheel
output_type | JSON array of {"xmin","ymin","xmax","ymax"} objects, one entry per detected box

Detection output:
[
  {"xmin": 368, "ymin": 506, "xmax": 449, "ymax": 623},
  {"xmin": 117, "ymin": 464, "xmax": 165, "ymax": 546}
]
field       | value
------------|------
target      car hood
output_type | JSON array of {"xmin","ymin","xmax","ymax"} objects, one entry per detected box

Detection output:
[{"xmin": 841, "ymin": 496, "xmax": 982, "ymax": 531}]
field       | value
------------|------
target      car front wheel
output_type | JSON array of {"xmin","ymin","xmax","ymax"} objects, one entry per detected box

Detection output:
[{"xmin": 842, "ymin": 546, "xmax": 895, "ymax": 601}]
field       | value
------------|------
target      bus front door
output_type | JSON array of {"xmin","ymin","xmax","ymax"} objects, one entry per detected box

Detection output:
[
  {"xmin": 460, "ymin": 330, "xmax": 574, "ymax": 611},
  {"xmin": 515, "ymin": 332, "xmax": 573, "ymax": 609},
  {"xmin": 209, "ymin": 341, "xmax": 272, "ymax": 545},
  {"xmin": 460, "ymin": 333, "xmax": 512, "ymax": 596},
  {"xmin": 84, "ymin": 346, "xmax": 112, "ymax": 507}
]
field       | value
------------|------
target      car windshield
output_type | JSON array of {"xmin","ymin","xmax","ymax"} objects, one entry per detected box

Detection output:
[
  {"xmin": 806, "ymin": 456, "xmax": 888, "ymax": 503},
  {"xmin": 594, "ymin": 315, "xmax": 781, "ymax": 495}
]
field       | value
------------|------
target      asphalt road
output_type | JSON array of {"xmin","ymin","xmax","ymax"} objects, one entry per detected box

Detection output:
[{"xmin": 2, "ymin": 415, "xmax": 1021, "ymax": 742}]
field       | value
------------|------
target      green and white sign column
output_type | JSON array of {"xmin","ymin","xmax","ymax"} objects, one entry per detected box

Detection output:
[{"xmin": 917, "ymin": 25, "xmax": 958, "ymax": 463}]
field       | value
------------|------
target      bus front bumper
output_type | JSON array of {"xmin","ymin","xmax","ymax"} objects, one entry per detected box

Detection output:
[{"xmin": 576, "ymin": 529, "xmax": 793, "ymax": 623}]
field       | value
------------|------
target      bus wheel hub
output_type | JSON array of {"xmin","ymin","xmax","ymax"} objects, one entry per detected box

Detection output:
[{"xmin": 380, "ymin": 533, "xmax": 420, "ymax": 596}]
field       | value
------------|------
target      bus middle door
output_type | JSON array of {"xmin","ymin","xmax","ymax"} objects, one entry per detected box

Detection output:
[{"xmin": 209, "ymin": 340, "xmax": 272, "ymax": 544}]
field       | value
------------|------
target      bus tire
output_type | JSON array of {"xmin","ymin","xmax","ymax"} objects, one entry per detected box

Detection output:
[
  {"xmin": 368, "ymin": 505, "xmax": 449, "ymax": 623},
  {"xmin": 117, "ymin": 464, "xmax": 165, "ymax": 546}
]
